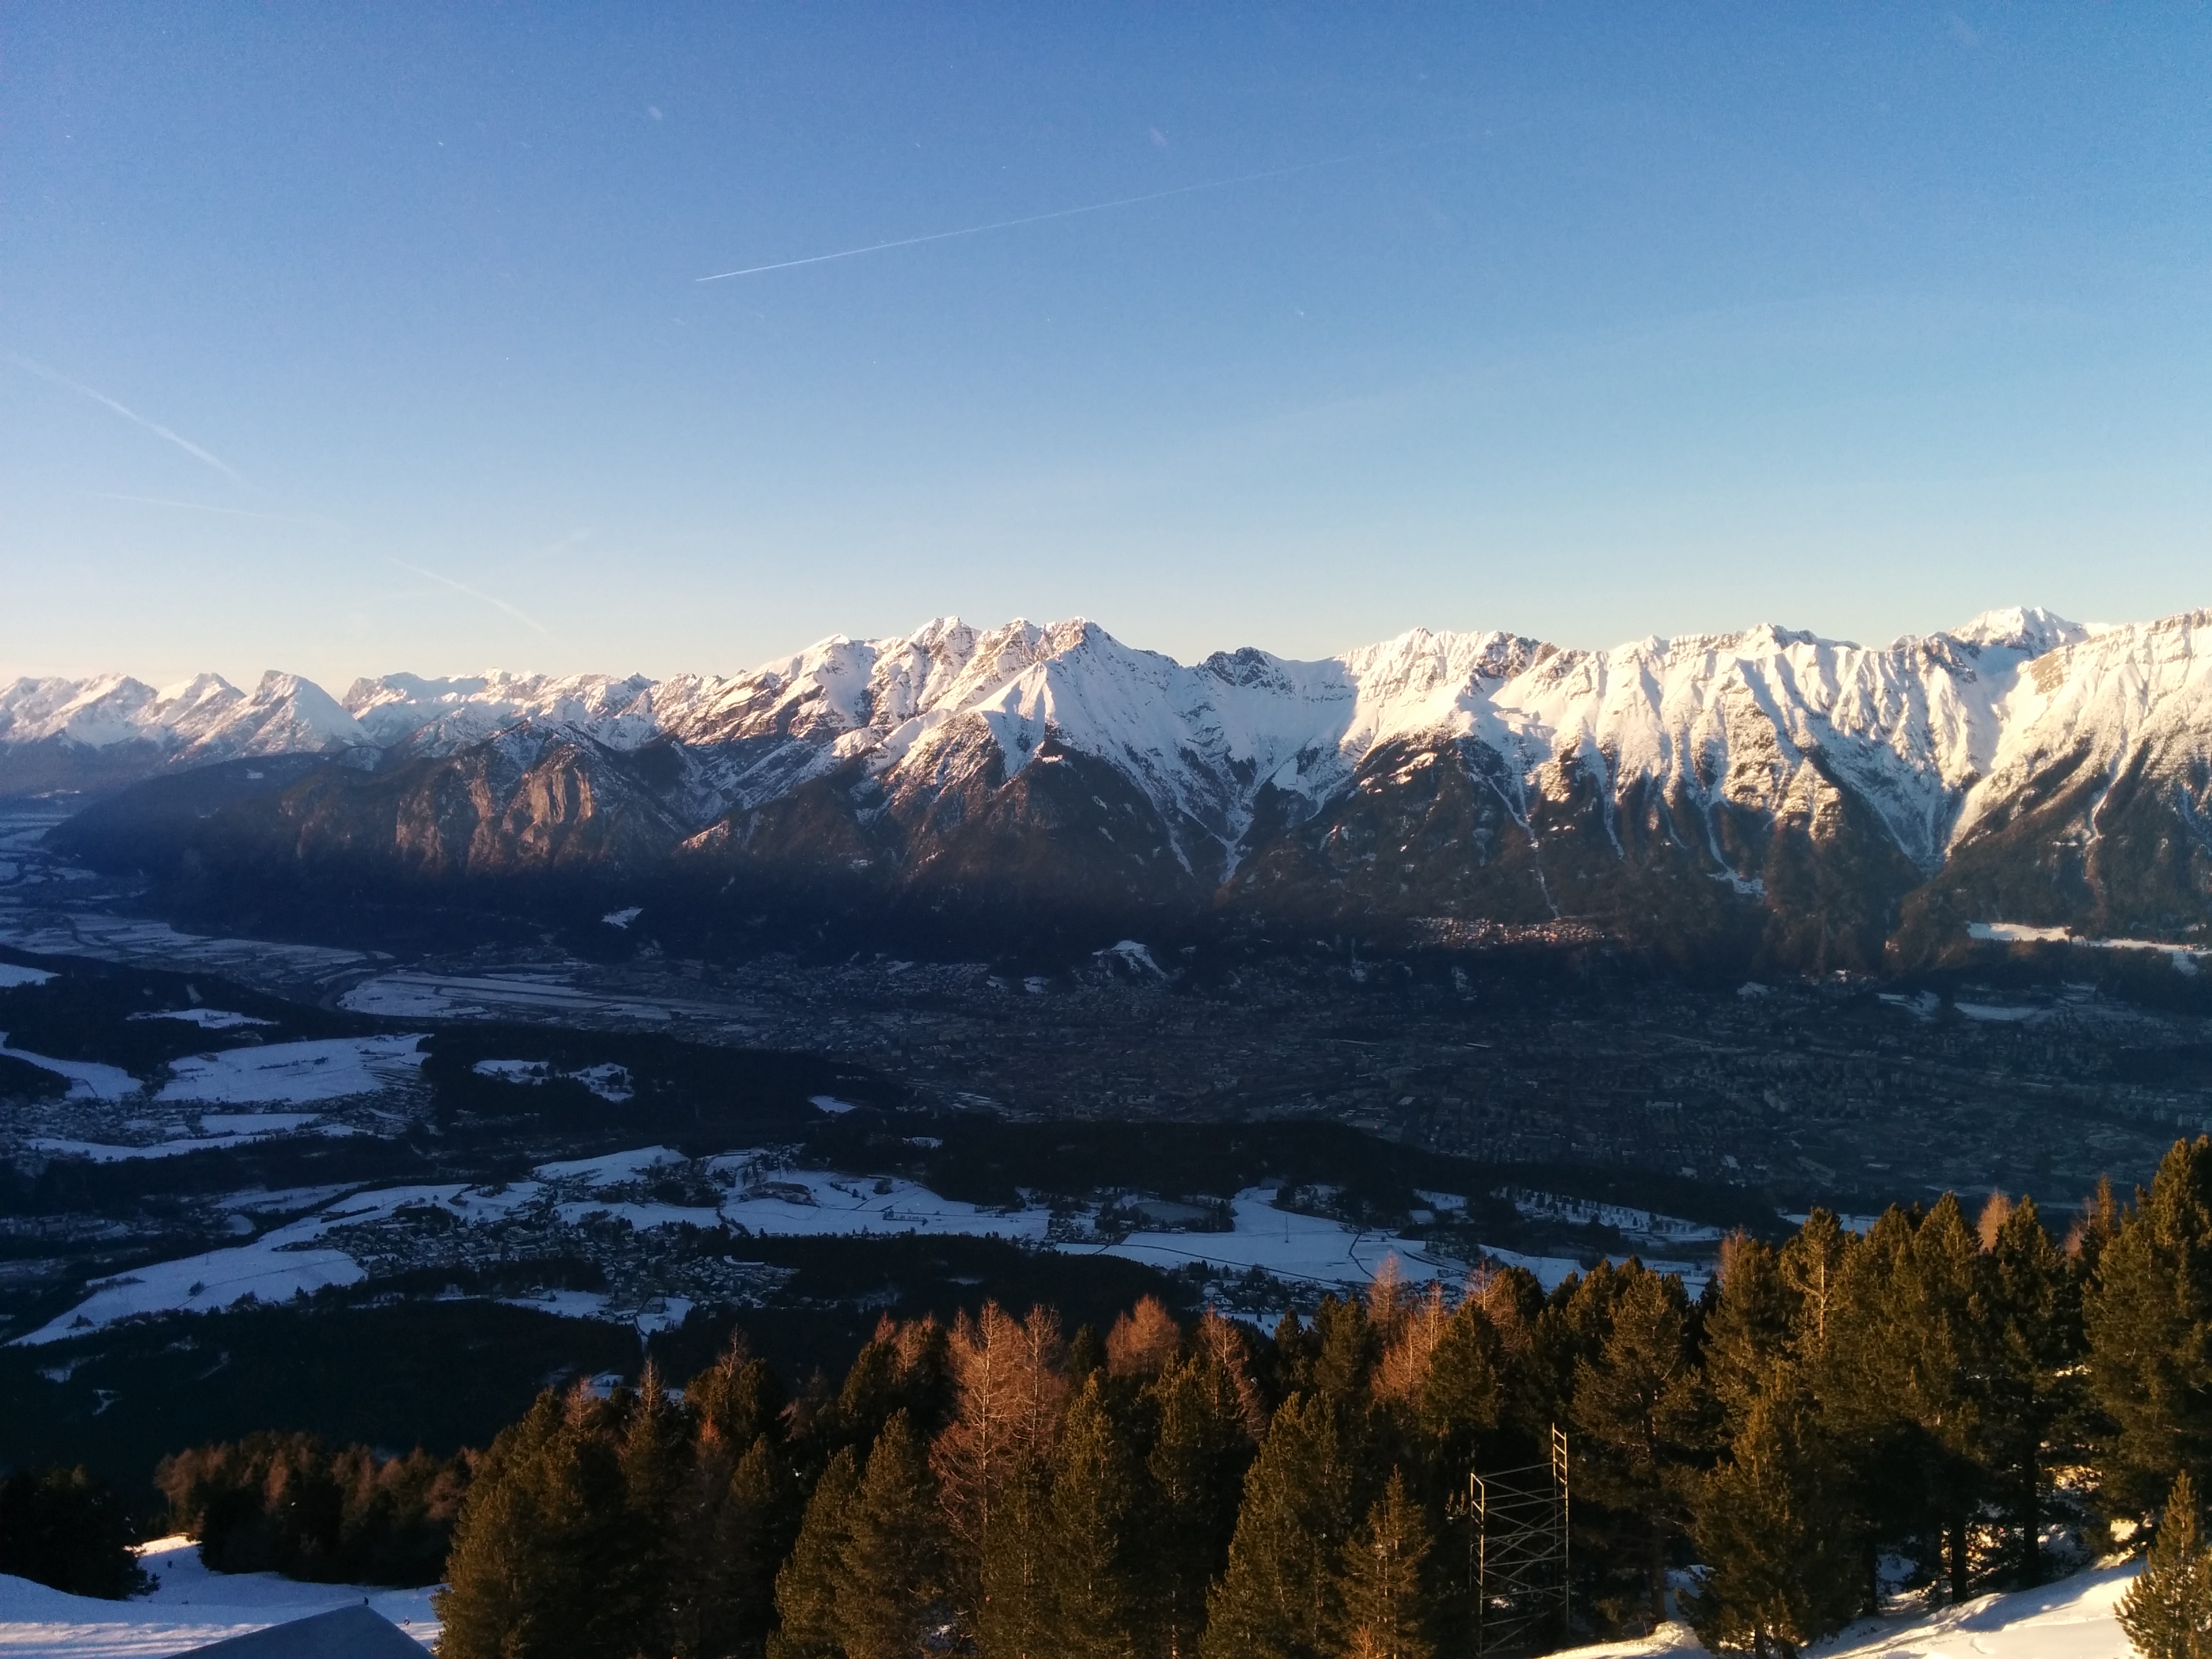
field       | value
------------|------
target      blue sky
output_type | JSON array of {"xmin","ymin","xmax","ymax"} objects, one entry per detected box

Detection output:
[{"xmin": 4, "ymin": 5, "xmax": 2209, "ymax": 687}]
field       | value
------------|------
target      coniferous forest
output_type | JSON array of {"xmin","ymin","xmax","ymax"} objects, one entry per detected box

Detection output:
[{"xmin": 31, "ymin": 1136, "xmax": 2212, "ymax": 1658}]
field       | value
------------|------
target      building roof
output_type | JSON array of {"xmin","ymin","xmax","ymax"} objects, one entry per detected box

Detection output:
[{"xmin": 173, "ymin": 1603, "xmax": 426, "ymax": 1658}]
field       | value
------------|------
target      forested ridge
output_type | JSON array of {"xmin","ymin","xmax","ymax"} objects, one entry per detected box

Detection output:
[{"xmin": 104, "ymin": 1136, "xmax": 2212, "ymax": 1658}]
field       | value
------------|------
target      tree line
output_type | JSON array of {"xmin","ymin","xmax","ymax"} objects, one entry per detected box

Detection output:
[
  {"xmin": 424, "ymin": 1136, "xmax": 2212, "ymax": 1659},
  {"xmin": 20, "ymin": 1136, "xmax": 2212, "ymax": 1656}
]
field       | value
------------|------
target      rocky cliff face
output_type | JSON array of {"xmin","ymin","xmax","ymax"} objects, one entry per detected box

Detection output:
[{"xmin": 26, "ymin": 607, "xmax": 2212, "ymax": 970}]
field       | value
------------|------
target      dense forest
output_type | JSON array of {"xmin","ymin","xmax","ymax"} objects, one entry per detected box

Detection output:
[{"xmin": 24, "ymin": 1136, "xmax": 2212, "ymax": 1658}]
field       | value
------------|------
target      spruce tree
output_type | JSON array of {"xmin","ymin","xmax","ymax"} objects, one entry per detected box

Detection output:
[
  {"xmin": 839, "ymin": 1411, "xmax": 947, "ymax": 1659},
  {"xmin": 690, "ymin": 1332, "xmax": 790, "ymax": 1452},
  {"xmin": 1332, "ymin": 1471, "xmax": 1434, "ymax": 1659},
  {"xmin": 1202, "ymin": 1393, "xmax": 1353, "ymax": 1659},
  {"xmin": 977, "ymin": 1465, "xmax": 1052, "ymax": 1659},
  {"xmin": 1687, "ymin": 1386, "xmax": 1860, "ymax": 1659},
  {"xmin": 1044, "ymin": 1376, "xmax": 1142, "ymax": 1659},
  {"xmin": 2120, "ymin": 1471, "xmax": 2212, "ymax": 1659},
  {"xmin": 769, "ymin": 1446, "xmax": 859, "ymax": 1659},
  {"xmin": 1145, "ymin": 1345, "xmax": 1260, "ymax": 1658}
]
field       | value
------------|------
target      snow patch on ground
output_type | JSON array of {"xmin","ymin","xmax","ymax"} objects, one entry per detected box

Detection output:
[
  {"xmin": 714, "ymin": 1157, "xmax": 1050, "ymax": 1242},
  {"xmin": 472, "ymin": 1057, "xmax": 634, "ymax": 1102},
  {"xmin": 1558, "ymin": 1559, "xmax": 2137, "ymax": 1659},
  {"xmin": 1970, "ymin": 919, "xmax": 2209, "ymax": 970},
  {"xmin": 155, "ymin": 1036, "xmax": 426, "ymax": 1104},
  {"xmin": 0, "ymin": 963, "xmax": 56, "ymax": 988},
  {"xmin": 128, "ymin": 1010, "xmax": 275, "ymax": 1031},
  {"xmin": 0, "ymin": 1037, "xmax": 138, "ymax": 1101},
  {"xmin": 0, "ymin": 1536, "xmax": 436, "ymax": 1656},
  {"xmin": 1957, "ymin": 1002, "xmax": 2044, "ymax": 1023},
  {"xmin": 18, "ymin": 1244, "xmax": 364, "ymax": 1344}
]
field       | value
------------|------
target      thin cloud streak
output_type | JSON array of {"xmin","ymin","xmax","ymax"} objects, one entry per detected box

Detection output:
[
  {"xmin": 84, "ymin": 491, "xmax": 344, "ymax": 528},
  {"xmin": 386, "ymin": 558, "xmax": 555, "ymax": 640},
  {"xmin": 695, "ymin": 144, "xmax": 1437, "ymax": 282},
  {"xmin": 9, "ymin": 356, "xmax": 247, "ymax": 485}
]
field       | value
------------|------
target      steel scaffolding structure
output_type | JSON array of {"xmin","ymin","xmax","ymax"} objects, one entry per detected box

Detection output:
[{"xmin": 1453, "ymin": 1426, "xmax": 1571, "ymax": 1658}]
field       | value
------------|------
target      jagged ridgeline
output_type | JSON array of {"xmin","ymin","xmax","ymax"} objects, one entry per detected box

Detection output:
[{"xmin": 16, "ymin": 607, "xmax": 2212, "ymax": 971}]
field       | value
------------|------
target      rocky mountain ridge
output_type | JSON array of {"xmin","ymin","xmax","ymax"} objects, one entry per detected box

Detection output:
[{"xmin": 16, "ymin": 606, "xmax": 2212, "ymax": 970}]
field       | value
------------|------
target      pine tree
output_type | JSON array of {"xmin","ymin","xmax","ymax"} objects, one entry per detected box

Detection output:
[
  {"xmin": 1413, "ymin": 1299, "xmax": 1502, "ymax": 1473},
  {"xmin": 436, "ymin": 1387, "xmax": 637, "ymax": 1659},
  {"xmin": 687, "ymin": 1435, "xmax": 789, "ymax": 1659},
  {"xmin": 1568, "ymin": 1264, "xmax": 1710, "ymax": 1626},
  {"xmin": 1984, "ymin": 1195, "xmax": 2083, "ymax": 1586},
  {"xmin": 2121, "ymin": 1471, "xmax": 2212, "ymax": 1659},
  {"xmin": 1202, "ymin": 1393, "xmax": 1353, "ymax": 1659},
  {"xmin": 840, "ymin": 1411, "xmax": 947, "ymax": 1659},
  {"xmin": 1332, "ymin": 1471, "xmax": 1433, "ymax": 1659},
  {"xmin": 1043, "ymin": 1376, "xmax": 1141, "ymax": 1659},
  {"xmin": 1702, "ymin": 1234, "xmax": 1797, "ymax": 1431},
  {"xmin": 1686, "ymin": 1386, "xmax": 1860, "ymax": 1659},
  {"xmin": 1820, "ymin": 1200, "xmax": 1992, "ymax": 1608},
  {"xmin": 621, "ymin": 1363, "xmax": 693, "ymax": 1657},
  {"xmin": 769, "ymin": 1447, "xmax": 859, "ymax": 1659},
  {"xmin": 1310, "ymin": 1294, "xmax": 1378, "ymax": 1410},
  {"xmin": 2087, "ymin": 1140, "xmax": 2212, "ymax": 1518}
]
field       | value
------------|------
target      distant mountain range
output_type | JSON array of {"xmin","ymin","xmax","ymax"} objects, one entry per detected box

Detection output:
[{"xmin": 11, "ymin": 606, "xmax": 2211, "ymax": 971}]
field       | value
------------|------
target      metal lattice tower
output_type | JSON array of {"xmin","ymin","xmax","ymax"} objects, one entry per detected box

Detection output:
[{"xmin": 1452, "ymin": 1426, "xmax": 1571, "ymax": 1658}]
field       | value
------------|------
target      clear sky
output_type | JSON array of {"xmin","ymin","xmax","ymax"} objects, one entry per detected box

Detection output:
[{"xmin": 4, "ymin": 5, "xmax": 2209, "ymax": 690}]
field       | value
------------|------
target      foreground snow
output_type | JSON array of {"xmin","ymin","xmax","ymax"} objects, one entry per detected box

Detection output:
[
  {"xmin": 0, "ymin": 1547, "xmax": 2139, "ymax": 1658},
  {"xmin": 1564, "ymin": 1563, "xmax": 2135, "ymax": 1659},
  {"xmin": 0, "ymin": 1537, "xmax": 436, "ymax": 1657}
]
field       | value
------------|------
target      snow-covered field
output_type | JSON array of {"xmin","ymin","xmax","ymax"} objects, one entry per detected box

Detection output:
[
  {"xmin": 16, "ymin": 1144, "xmax": 1534, "ymax": 1343},
  {"xmin": 1540, "ymin": 1563, "xmax": 2138, "ymax": 1659},
  {"xmin": 153, "ymin": 1037, "xmax": 426, "ymax": 1106},
  {"xmin": 0, "ymin": 1537, "xmax": 436, "ymax": 1657}
]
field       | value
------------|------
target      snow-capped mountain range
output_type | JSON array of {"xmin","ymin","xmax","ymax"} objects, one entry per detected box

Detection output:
[{"xmin": 14, "ymin": 606, "xmax": 2212, "ymax": 970}]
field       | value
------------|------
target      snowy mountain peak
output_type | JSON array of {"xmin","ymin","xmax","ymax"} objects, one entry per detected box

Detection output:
[{"xmin": 1950, "ymin": 606, "xmax": 2087, "ymax": 656}]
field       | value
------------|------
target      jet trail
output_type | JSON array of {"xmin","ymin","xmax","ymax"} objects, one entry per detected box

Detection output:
[
  {"xmin": 9, "ymin": 356, "xmax": 247, "ymax": 485},
  {"xmin": 388, "ymin": 558, "xmax": 554, "ymax": 640},
  {"xmin": 695, "ymin": 146, "xmax": 1394, "ymax": 283}
]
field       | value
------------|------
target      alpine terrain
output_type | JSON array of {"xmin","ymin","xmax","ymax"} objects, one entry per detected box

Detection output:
[{"xmin": 10, "ymin": 606, "xmax": 2212, "ymax": 972}]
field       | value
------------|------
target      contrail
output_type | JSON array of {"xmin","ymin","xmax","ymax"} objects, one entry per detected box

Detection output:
[
  {"xmin": 696, "ymin": 144, "xmax": 1420, "ymax": 283},
  {"xmin": 388, "ymin": 557, "xmax": 554, "ymax": 640},
  {"xmin": 9, "ymin": 356, "xmax": 247, "ymax": 485},
  {"xmin": 85, "ymin": 491, "xmax": 342, "ymax": 527}
]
